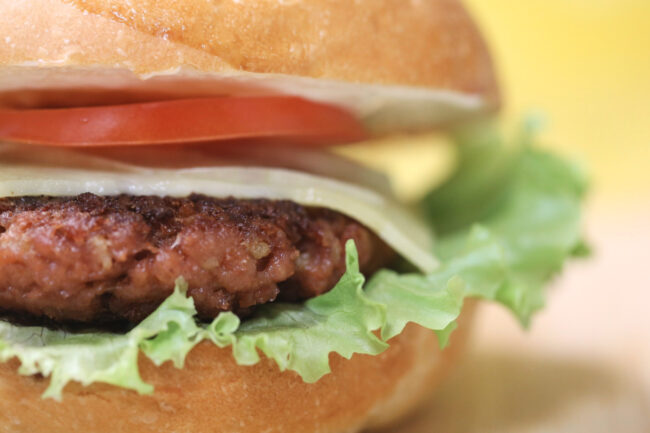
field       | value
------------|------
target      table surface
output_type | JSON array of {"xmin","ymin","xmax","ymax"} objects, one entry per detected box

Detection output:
[{"xmin": 381, "ymin": 202, "xmax": 650, "ymax": 433}]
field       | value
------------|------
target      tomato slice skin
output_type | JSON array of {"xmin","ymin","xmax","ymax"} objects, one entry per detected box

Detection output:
[{"xmin": 0, "ymin": 97, "xmax": 367, "ymax": 147}]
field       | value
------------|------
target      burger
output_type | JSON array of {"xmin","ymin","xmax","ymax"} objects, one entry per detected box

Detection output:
[{"xmin": 0, "ymin": 1, "xmax": 586, "ymax": 432}]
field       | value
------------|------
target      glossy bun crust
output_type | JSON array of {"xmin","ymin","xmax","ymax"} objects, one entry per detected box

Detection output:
[
  {"xmin": 0, "ymin": 0, "xmax": 499, "ymax": 131},
  {"xmin": 0, "ymin": 306, "xmax": 475, "ymax": 433}
]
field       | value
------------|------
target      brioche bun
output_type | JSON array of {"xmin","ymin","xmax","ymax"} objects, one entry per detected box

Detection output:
[
  {"xmin": 0, "ymin": 0, "xmax": 499, "ymax": 132},
  {"xmin": 0, "ymin": 304, "xmax": 475, "ymax": 433}
]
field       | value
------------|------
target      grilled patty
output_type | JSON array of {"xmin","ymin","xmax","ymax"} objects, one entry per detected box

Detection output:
[{"xmin": 0, "ymin": 194, "xmax": 393, "ymax": 324}]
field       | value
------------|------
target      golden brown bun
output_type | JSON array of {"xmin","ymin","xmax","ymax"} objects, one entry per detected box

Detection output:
[
  {"xmin": 0, "ymin": 0, "xmax": 499, "ymax": 132},
  {"xmin": 0, "ymin": 305, "xmax": 476, "ymax": 433}
]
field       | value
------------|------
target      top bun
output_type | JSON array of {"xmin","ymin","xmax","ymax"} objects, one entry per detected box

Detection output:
[{"xmin": 0, "ymin": 0, "xmax": 499, "ymax": 133}]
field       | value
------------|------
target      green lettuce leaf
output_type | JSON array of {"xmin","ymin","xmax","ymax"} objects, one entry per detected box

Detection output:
[
  {"xmin": 222, "ymin": 243, "xmax": 388, "ymax": 382},
  {"xmin": 0, "ymin": 127, "xmax": 587, "ymax": 399},
  {"xmin": 422, "ymin": 127, "xmax": 587, "ymax": 323},
  {"xmin": 0, "ymin": 281, "xmax": 198, "ymax": 400},
  {"xmin": 364, "ymin": 226, "xmax": 506, "ymax": 342}
]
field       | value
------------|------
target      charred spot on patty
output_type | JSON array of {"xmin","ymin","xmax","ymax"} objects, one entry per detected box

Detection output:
[{"xmin": 0, "ymin": 193, "xmax": 394, "ymax": 324}]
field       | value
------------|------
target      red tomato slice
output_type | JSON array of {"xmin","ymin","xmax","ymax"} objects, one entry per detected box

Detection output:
[{"xmin": 0, "ymin": 97, "xmax": 367, "ymax": 147}]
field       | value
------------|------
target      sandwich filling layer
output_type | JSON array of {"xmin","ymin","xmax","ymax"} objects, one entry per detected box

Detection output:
[{"xmin": 0, "ymin": 129, "xmax": 587, "ymax": 398}]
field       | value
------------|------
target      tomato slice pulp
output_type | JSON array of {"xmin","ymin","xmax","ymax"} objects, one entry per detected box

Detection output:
[{"xmin": 0, "ymin": 96, "xmax": 367, "ymax": 147}]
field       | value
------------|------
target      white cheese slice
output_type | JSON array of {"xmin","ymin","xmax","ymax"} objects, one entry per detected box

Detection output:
[{"xmin": 0, "ymin": 144, "xmax": 438, "ymax": 273}]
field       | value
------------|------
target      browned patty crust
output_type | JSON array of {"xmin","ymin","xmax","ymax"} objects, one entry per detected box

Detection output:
[{"xmin": 0, "ymin": 194, "xmax": 392, "ymax": 324}]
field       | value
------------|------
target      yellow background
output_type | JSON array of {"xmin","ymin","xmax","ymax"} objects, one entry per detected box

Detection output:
[
  {"xmin": 466, "ymin": 0, "xmax": 650, "ymax": 204},
  {"xmin": 340, "ymin": 0, "xmax": 650, "ymax": 206}
]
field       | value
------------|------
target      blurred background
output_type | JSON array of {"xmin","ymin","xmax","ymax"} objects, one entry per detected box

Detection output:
[{"xmin": 342, "ymin": 1, "xmax": 650, "ymax": 431}]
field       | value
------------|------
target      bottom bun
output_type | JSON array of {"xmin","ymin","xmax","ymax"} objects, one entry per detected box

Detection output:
[{"xmin": 0, "ymin": 303, "xmax": 476, "ymax": 433}]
